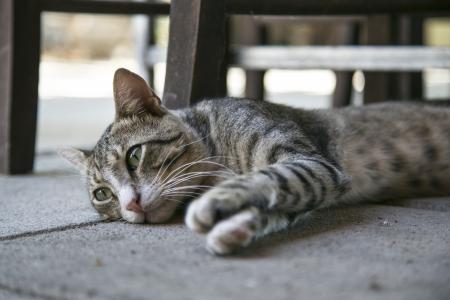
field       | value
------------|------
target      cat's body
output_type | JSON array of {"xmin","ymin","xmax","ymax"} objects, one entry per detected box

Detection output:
[
  {"xmin": 181, "ymin": 98, "xmax": 450, "ymax": 202},
  {"xmin": 61, "ymin": 69, "xmax": 450, "ymax": 255}
]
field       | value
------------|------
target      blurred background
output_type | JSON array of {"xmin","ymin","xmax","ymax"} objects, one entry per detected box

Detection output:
[{"xmin": 38, "ymin": 12, "xmax": 450, "ymax": 152}]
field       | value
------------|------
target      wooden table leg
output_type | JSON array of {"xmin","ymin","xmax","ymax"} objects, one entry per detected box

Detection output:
[
  {"xmin": 333, "ymin": 22, "xmax": 360, "ymax": 107},
  {"xmin": 146, "ymin": 17, "xmax": 156, "ymax": 86},
  {"xmin": 363, "ymin": 15, "xmax": 392, "ymax": 104},
  {"xmin": 0, "ymin": 0, "xmax": 41, "ymax": 174},
  {"xmin": 364, "ymin": 15, "xmax": 423, "ymax": 103},
  {"xmin": 163, "ymin": 0, "xmax": 227, "ymax": 109},
  {"xmin": 237, "ymin": 17, "xmax": 267, "ymax": 100},
  {"xmin": 392, "ymin": 15, "xmax": 424, "ymax": 100}
]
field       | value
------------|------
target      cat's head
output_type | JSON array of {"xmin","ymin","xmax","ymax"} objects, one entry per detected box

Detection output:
[{"xmin": 59, "ymin": 68, "xmax": 210, "ymax": 223}]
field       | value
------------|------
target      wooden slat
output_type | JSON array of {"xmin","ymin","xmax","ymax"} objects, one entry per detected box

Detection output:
[
  {"xmin": 0, "ymin": 0, "xmax": 13, "ymax": 173},
  {"xmin": 235, "ymin": 17, "xmax": 267, "ymax": 100},
  {"xmin": 393, "ymin": 16, "xmax": 424, "ymax": 100},
  {"xmin": 162, "ymin": 0, "xmax": 227, "ymax": 109},
  {"xmin": 38, "ymin": 0, "xmax": 450, "ymax": 16},
  {"xmin": 230, "ymin": 46, "xmax": 450, "ymax": 71},
  {"xmin": 226, "ymin": 0, "xmax": 450, "ymax": 15},
  {"xmin": 39, "ymin": 0, "xmax": 450, "ymax": 15},
  {"xmin": 147, "ymin": 46, "xmax": 450, "ymax": 71},
  {"xmin": 39, "ymin": 0, "xmax": 170, "ymax": 15},
  {"xmin": 333, "ymin": 23, "xmax": 360, "ymax": 107},
  {"xmin": 0, "ymin": 0, "xmax": 41, "ymax": 174},
  {"xmin": 363, "ymin": 16, "xmax": 392, "ymax": 103}
]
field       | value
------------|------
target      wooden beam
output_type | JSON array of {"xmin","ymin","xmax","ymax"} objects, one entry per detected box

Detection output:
[
  {"xmin": 0, "ymin": 0, "xmax": 13, "ymax": 173},
  {"xmin": 363, "ymin": 15, "xmax": 392, "ymax": 104},
  {"xmin": 333, "ymin": 22, "xmax": 360, "ymax": 107},
  {"xmin": 38, "ymin": 0, "xmax": 450, "ymax": 16},
  {"xmin": 147, "ymin": 45, "xmax": 450, "ymax": 71},
  {"xmin": 39, "ymin": 0, "xmax": 170, "ymax": 15},
  {"xmin": 226, "ymin": 0, "xmax": 450, "ymax": 15},
  {"xmin": 229, "ymin": 46, "xmax": 450, "ymax": 71},
  {"xmin": 233, "ymin": 16, "xmax": 267, "ymax": 100},
  {"xmin": 163, "ymin": 0, "xmax": 227, "ymax": 109},
  {"xmin": 0, "ymin": 0, "xmax": 41, "ymax": 174},
  {"xmin": 392, "ymin": 16, "xmax": 424, "ymax": 100}
]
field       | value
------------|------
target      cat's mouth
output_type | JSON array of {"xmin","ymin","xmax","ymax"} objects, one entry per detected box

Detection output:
[
  {"xmin": 143, "ymin": 199, "xmax": 177, "ymax": 223},
  {"xmin": 122, "ymin": 186, "xmax": 185, "ymax": 223},
  {"xmin": 143, "ymin": 197, "xmax": 164, "ymax": 212},
  {"xmin": 136, "ymin": 189, "xmax": 180, "ymax": 223}
]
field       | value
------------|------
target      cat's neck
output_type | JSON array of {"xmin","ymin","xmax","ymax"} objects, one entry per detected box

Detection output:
[{"xmin": 173, "ymin": 107, "xmax": 218, "ymax": 158}]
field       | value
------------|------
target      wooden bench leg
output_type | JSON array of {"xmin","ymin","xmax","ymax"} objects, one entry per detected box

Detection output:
[
  {"xmin": 391, "ymin": 15, "xmax": 424, "ymax": 100},
  {"xmin": 0, "ymin": 0, "xmax": 41, "ymax": 174},
  {"xmin": 163, "ymin": 0, "xmax": 227, "ymax": 109},
  {"xmin": 333, "ymin": 22, "xmax": 360, "ymax": 107},
  {"xmin": 363, "ymin": 16, "xmax": 392, "ymax": 104},
  {"xmin": 146, "ymin": 17, "xmax": 156, "ymax": 86},
  {"xmin": 364, "ymin": 15, "xmax": 423, "ymax": 103},
  {"xmin": 237, "ymin": 17, "xmax": 266, "ymax": 100}
]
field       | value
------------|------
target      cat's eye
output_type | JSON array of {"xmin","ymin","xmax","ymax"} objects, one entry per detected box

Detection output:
[
  {"xmin": 126, "ymin": 145, "xmax": 142, "ymax": 171},
  {"xmin": 94, "ymin": 187, "xmax": 113, "ymax": 202}
]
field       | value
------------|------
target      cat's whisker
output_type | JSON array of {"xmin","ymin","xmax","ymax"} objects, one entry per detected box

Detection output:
[
  {"xmin": 163, "ymin": 169, "xmax": 233, "ymax": 185},
  {"xmin": 163, "ymin": 188, "xmax": 205, "ymax": 193},
  {"xmin": 176, "ymin": 135, "xmax": 208, "ymax": 149},
  {"xmin": 162, "ymin": 191, "xmax": 203, "ymax": 197},
  {"xmin": 164, "ymin": 185, "xmax": 212, "ymax": 191},
  {"xmin": 163, "ymin": 194, "xmax": 203, "ymax": 199},
  {"xmin": 165, "ymin": 183, "xmax": 212, "ymax": 189},
  {"xmin": 162, "ymin": 176, "xmax": 228, "ymax": 191},
  {"xmin": 151, "ymin": 151, "xmax": 171, "ymax": 186},
  {"xmin": 160, "ymin": 158, "xmax": 214, "ymax": 183},
  {"xmin": 161, "ymin": 156, "xmax": 235, "ymax": 186},
  {"xmin": 161, "ymin": 174, "xmax": 227, "ymax": 191},
  {"xmin": 161, "ymin": 171, "xmax": 231, "ymax": 190},
  {"xmin": 163, "ymin": 196, "xmax": 190, "ymax": 204},
  {"xmin": 152, "ymin": 141, "xmax": 227, "ymax": 188},
  {"xmin": 164, "ymin": 192, "xmax": 199, "ymax": 198},
  {"xmin": 163, "ymin": 184, "xmax": 211, "ymax": 193},
  {"xmin": 167, "ymin": 155, "xmax": 234, "ymax": 177},
  {"xmin": 167, "ymin": 183, "xmax": 212, "ymax": 189},
  {"xmin": 151, "ymin": 149, "xmax": 178, "ymax": 187}
]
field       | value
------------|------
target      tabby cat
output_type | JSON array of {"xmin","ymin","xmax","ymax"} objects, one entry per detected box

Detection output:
[{"xmin": 60, "ymin": 68, "xmax": 450, "ymax": 255}]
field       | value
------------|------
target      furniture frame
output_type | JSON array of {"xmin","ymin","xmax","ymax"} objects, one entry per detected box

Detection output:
[
  {"xmin": 2, "ymin": 0, "xmax": 450, "ymax": 174},
  {"xmin": 162, "ymin": 0, "xmax": 450, "ymax": 110},
  {"xmin": 0, "ymin": 0, "xmax": 169, "ymax": 174}
]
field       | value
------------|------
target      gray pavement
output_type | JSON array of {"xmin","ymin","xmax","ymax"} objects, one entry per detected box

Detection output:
[
  {"xmin": 0, "ymin": 155, "xmax": 101, "ymax": 239},
  {"xmin": 1, "ymin": 154, "xmax": 450, "ymax": 300}
]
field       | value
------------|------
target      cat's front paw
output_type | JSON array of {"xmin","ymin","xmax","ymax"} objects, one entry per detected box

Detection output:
[
  {"xmin": 186, "ymin": 189, "xmax": 263, "ymax": 254},
  {"xmin": 185, "ymin": 186, "xmax": 252, "ymax": 233},
  {"xmin": 205, "ymin": 209, "xmax": 260, "ymax": 255}
]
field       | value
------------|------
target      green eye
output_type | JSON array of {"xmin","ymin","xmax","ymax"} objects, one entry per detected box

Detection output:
[
  {"xmin": 94, "ymin": 187, "xmax": 113, "ymax": 202},
  {"xmin": 126, "ymin": 145, "xmax": 142, "ymax": 171}
]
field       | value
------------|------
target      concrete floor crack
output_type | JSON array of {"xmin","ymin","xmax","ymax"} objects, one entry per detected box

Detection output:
[
  {"xmin": 0, "ymin": 220, "xmax": 103, "ymax": 242},
  {"xmin": 0, "ymin": 282, "xmax": 67, "ymax": 300}
]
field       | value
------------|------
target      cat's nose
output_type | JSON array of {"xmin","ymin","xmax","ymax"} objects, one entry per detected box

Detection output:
[{"xmin": 126, "ymin": 197, "xmax": 142, "ymax": 214}]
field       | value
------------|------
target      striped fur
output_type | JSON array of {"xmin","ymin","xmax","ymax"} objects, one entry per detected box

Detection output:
[{"xmin": 61, "ymin": 69, "xmax": 450, "ymax": 255}]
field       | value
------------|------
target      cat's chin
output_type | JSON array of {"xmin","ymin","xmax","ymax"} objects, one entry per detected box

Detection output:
[
  {"xmin": 121, "ymin": 210, "xmax": 146, "ymax": 224},
  {"xmin": 144, "ymin": 201, "xmax": 178, "ymax": 224}
]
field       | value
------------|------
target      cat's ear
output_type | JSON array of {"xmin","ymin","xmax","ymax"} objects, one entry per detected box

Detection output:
[
  {"xmin": 58, "ymin": 148, "xmax": 90, "ymax": 174},
  {"xmin": 113, "ymin": 68, "xmax": 166, "ymax": 119}
]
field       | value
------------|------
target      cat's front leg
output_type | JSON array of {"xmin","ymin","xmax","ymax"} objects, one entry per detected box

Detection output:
[
  {"xmin": 186, "ymin": 157, "xmax": 350, "ymax": 254},
  {"xmin": 204, "ymin": 208, "xmax": 296, "ymax": 255}
]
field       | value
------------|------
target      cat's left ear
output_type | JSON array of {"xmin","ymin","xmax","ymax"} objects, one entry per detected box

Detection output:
[
  {"xmin": 113, "ymin": 68, "xmax": 166, "ymax": 119},
  {"xmin": 58, "ymin": 148, "xmax": 90, "ymax": 175}
]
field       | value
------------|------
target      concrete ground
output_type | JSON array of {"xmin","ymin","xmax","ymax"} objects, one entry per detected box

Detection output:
[
  {"xmin": 1, "ymin": 154, "xmax": 450, "ymax": 300},
  {"xmin": 1, "ymin": 61, "xmax": 449, "ymax": 299}
]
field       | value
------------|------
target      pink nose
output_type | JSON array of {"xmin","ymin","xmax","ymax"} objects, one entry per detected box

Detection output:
[{"xmin": 126, "ymin": 198, "xmax": 142, "ymax": 213}]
